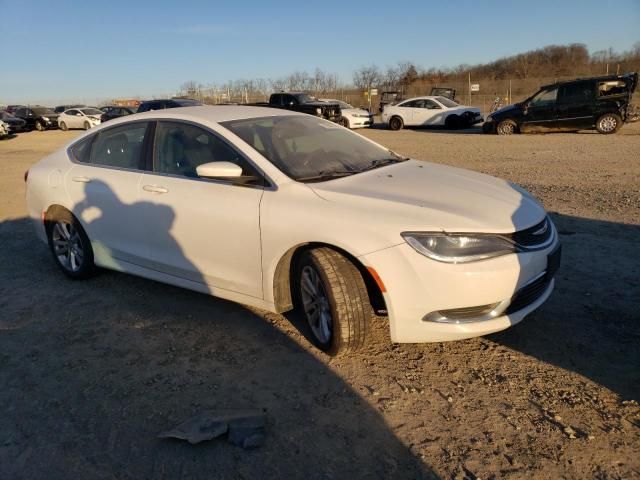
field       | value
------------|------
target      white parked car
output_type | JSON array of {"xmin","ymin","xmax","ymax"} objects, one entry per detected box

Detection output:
[
  {"xmin": 58, "ymin": 107, "xmax": 103, "ymax": 131},
  {"xmin": 381, "ymin": 96, "xmax": 483, "ymax": 130},
  {"xmin": 26, "ymin": 107, "xmax": 560, "ymax": 355},
  {"xmin": 320, "ymin": 99, "xmax": 373, "ymax": 129}
]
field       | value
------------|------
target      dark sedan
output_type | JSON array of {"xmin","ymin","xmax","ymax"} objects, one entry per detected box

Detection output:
[
  {"xmin": 0, "ymin": 111, "xmax": 27, "ymax": 133},
  {"xmin": 13, "ymin": 106, "xmax": 59, "ymax": 131},
  {"xmin": 100, "ymin": 106, "xmax": 137, "ymax": 123}
]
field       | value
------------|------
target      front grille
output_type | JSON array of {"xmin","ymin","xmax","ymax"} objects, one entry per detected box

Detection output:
[
  {"xmin": 505, "ymin": 275, "xmax": 549, "ymax": 314},
  {"xmin": 509, "ymin": 217, "xmax": 552, "ymax": 248}
]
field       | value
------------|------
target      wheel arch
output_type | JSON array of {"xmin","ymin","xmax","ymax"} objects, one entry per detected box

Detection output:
[{"xmin": 272, "ymin": 241, "xmax": 387, "ymax": 315}]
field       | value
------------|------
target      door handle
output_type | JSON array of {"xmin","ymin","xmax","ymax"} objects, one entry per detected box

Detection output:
[
  {"xmin": 72, "ymin": 176, "xmax": 91, "ymax": 183},
  {"xmin": 143, "ymin": 185, "xmax": 169, "ymax": 194}
]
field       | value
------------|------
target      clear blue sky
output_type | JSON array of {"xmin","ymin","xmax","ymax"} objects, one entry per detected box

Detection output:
[{"xmin": 1, "ymin": 0, "xmax": 639, "ymax": 105}]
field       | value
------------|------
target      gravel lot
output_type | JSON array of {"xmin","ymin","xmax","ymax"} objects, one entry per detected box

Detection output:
[{"xmin": 1, "ymin": 123, "xmax": 639, "ymax": 480}]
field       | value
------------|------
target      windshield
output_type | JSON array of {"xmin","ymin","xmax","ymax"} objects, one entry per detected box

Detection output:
[
  {"xmin": 436, "ymin": 96, "xmax": 458, "ymax": 108},
  {"xmin": 294, "ymin": 94, "xmax": 317, "ymax": 104},
  {"xmin": 81, "ymin": 108, "xmax": 103, "ymax": 116},
  {"xmin": 32, "ymin": 108, "xmax": 55, "ymax": 115},
  {"xmin": 221, "ymin": 115, "xmax": 406, "ymax": 182}
]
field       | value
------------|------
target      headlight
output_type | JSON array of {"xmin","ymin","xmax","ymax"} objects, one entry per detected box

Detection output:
[
  {"xmin": 315, "ymin": 107, "xmax": 322, "ymax": 115},
  {"xmin": 401, "ymin": 232, "xmax": 517, "ymax": 263},
  {"xmin": 42, "ymin": 116, "xmax": 49, "ymax": 121}
]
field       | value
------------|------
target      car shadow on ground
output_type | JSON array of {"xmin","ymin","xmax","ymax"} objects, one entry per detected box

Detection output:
[
  {"xmin": 0, "ymin": 214, "xmax": 439, "ymax": 479},
  {"xmin": 487, "ymin": 212, "xmax": 640, "ymax": 400},
  {"xmin": 369, "ymin": 122, "xmax": 484, "ymax": 135}
]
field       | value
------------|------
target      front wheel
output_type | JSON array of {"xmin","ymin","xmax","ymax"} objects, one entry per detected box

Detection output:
[
  {"xmin": 497, "ymin": 119, "xmax": 517, "ymax": 135},
  {"xmin": 47, "ymin": 210, "xmax": 95, "ymax": 279},
  {"xmin": 295, "ymin": 248, "xmax": 371, "ymax": 356},
  {"xmin": 59, "ymin": 121, "xmax": 68, "ymax": 131},
  {"xmin": 388, "ymin": 116, "xmax": 403, "ymax": 131},
  {"xmin": 35, "ymin": 121, "xmax": 45, "ymax": 131},
  {"xmin": 84, "ymin": 121, "xmax": 91, "ymax": 130},
  {"xmin": 596, "ymin": 113, "xmax": 621, "ymax": 134}
]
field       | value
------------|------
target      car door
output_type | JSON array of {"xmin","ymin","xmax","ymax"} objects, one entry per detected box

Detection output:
[
  {"xmin": 420, "ymin": 99, "xmax": 446, "ymax": 125},
  {"xmin": 555, "ymin": 81, "xmax": 595, "ymax": 130},
  {"xmin": 520, "ymin": 87, "xmax": 558, "ymax": 132},
  {"xmin": 65, "ymin": 109, "xmax": 79, "ymax": 128},
  {"xmin": 65, "ymin": 121, "xmax": 153, "ymax": 267},
  {"xmin": 140, "ymin": 120, "xmax": 265, "ymax": 298},
  {"xmin": 395, "ymin": 100, "xmax": 419, "ymax": 126}
]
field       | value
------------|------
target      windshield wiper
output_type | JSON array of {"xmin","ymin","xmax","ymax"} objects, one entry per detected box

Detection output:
[
  {"xmin": 359, "ymin": 157, "xmax": 407, "ymax": 172},
  {"xmin": 296, "ymin": 170, "xmax": 357, "ymax": 182}
]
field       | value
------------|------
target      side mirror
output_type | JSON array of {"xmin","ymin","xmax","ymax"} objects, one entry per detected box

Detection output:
[{"xmin": 196, "ymin": 161, "xmax": 242, "ymax": 179}]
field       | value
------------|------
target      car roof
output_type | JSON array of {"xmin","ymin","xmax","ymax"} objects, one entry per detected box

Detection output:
[
  {"xmin": 541, "ymin": 73, "xmax": 636, "ymax": 90},
  {"xmin": 95, "ymin": 105, "xmax": 306, "ymax": 126},
  {"xmin": 400, "ymin": 96, "xmax": 443, "ymax": 101}
]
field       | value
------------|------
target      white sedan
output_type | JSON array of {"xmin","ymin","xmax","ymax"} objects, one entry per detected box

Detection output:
[
  {"xmin": 320, "ymin": 99, "xmax": 373, "ymax": 129},
  {"xmin": 58, "ymin": 107, "xmax": 103, "ymax": 131},
  {"xmin": 381, "ymin": 95, "xmax": 483, "ymax": 130},
  {"xmin": 26, "ymin": 107, "xmax": 560, "ymax": 355}
]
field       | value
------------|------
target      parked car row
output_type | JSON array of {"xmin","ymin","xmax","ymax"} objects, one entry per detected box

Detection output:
[{"xmin": 378, "ymin": 73, "xmax": 638, "ymax": 134}]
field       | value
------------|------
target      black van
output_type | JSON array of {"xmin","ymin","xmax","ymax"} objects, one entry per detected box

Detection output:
[{"xmin": 483, "ymin": 73, "xmax": 638, "ymax": 135}]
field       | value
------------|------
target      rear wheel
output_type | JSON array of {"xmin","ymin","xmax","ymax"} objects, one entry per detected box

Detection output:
[
  {"xmin": 596, "ymin": 113, "xmax": 621, "ymax": 134},
  {"xmin": 59, "ymin": 121, "xmax": 68, "ymax": 131},
  {"xmin": 497, "ymin": 119, "xmax": 517, "ymax": 135},
  {"xmin": 388, "ymin": 116, "xmax": 403, "ymax": 131},
  {"xmin": 35, "ymin": 120, "xmax": 45, "ymax": 131},
  {"xmin": 46, "ymin": 209, "xmax": 95, "ymax": 279},
  {"xmin": 295, "ymin": 248, "xmax": 370, "ymax": 356}
]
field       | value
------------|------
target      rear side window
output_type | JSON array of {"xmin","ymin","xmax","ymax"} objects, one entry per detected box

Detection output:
[
  {"xmin": 558, "ymin": 82, "xmax": 595, "ymax": 104},
  {"xmin": 598, "ymin": 80, "xmax": 628, "ymax": 97},
  {"xmin": 91, "ymin": 122, "xmax": 149, "ymax": 169},
  {"xmin": 70, "ymin": 136, "xmax": 94, "ymax": 163}
]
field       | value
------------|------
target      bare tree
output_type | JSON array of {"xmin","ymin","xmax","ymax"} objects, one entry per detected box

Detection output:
[{"xmin": 353, "ymin": 65, "xmax": 380, "ymax": 91}]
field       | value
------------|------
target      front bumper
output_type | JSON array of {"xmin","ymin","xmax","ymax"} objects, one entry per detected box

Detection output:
[
  {"xmin": 359, "ymin": 233, "xmax": 560, "ymax": 343},
  {"xmin": 351, "ymin": 116, "xmax": 374, "ymax": 128},
  {"xmin": 482, "ymin": 119, "xmax": 496, "ymax": 133}
]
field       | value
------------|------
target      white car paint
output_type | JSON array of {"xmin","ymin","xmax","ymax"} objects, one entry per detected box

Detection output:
[
  {"xmin": 26, "ymin": 106, "xmax": 559, "ymax": 345},
  {"xmin": 381, "ymin": 95, "xmax": 483, "ymax": 128},
  {"xmin": 0, "ymin": 120, "xmax": 8, "ymax": 138},
  {"xmin": 58, "ymin": 108, "xmax": 102, "ymax": 130},
  {"xmin": 320, "ymin": 99, "xmax": 373, "ymax": 128}
]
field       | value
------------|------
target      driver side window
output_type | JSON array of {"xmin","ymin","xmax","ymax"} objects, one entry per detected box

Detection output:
[
  {"xmin": 153, "ymin": 121, "xmax": 261, "ymax": 183},
  {"xmin": 530, "ymin": 88, "xmax": 558, "ymax": 107}
]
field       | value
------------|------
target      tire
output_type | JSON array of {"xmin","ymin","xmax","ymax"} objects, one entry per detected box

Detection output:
[
  {"xmin": 35, "ymin": 120, "xmax": 44, "ymax": 131},
  {"xmin": 340, "ymin": 116, "xmax": 350, "ymax": 128},
  {"xmin": 84, "ymin": 121, "xmax": 91, "ymax": 130},
  {"xmin": 388, "ymin": 116, "xmax": 403, "ymax": 131},
  {"xmin": 596, "ymin": 113, "xmax": 621, "ymax": 134},
  {"xmin": 445, "ymin": 115, "xmax": 460, "ymax": 129},
  {"xmin": 496, "ymin": 119, "xmax": 518, "ymax": 135},
  {"xmin": 295, "ymin": 248, "xmax": 370, "ymax": 356},
  {"xmin": 59, "ymin": 121, "xmax": 68, "ymax": 131},
  {"xmin": 46, "ymin": 209, "xmax": 95, "ymax": 279}
]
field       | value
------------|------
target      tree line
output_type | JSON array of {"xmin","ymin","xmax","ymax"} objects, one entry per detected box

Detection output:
[{"xmin": 177, "ymin": 43, "xmax": 640, "ymax": 103}]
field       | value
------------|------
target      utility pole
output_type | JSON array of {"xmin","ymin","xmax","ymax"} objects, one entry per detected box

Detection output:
[{"xmin": 468, "ymin": 72, "xmax": 471, "ymax": 106}]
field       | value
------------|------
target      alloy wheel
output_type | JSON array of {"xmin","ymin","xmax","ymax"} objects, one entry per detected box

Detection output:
[
  {"xmin": 51, "ymin": 221, "xmax": 84, "ymax": 272},
  {"xmin": 300, "ymin": 265, "xmax": 333, "ymax": 345},
  {"xmin": 599, "ymin": 116, "xmax": 617, "ymax": 133}
]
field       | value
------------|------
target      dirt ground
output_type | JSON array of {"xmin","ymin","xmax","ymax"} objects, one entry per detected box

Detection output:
[{"xmin": 1, "ymin": 122, "xmax": 639, "ymax": 480}]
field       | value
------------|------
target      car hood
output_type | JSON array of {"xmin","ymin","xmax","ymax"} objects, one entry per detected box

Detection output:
[
  {"xmin": 447, "ymin": 105, "xmax": 481, "ymax": 114},
  {"xmin": 490, "ymin": 103, "xmax": 521, "ymax": 117},
  {"xmin": 308, "ymin": 160, "xmax": 545, "ymax": 233}
]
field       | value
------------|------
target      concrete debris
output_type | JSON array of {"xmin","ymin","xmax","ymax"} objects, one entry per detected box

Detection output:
[{"xmin": 158, "ymin": 409, "xmax": 266, "ymax": 448}]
